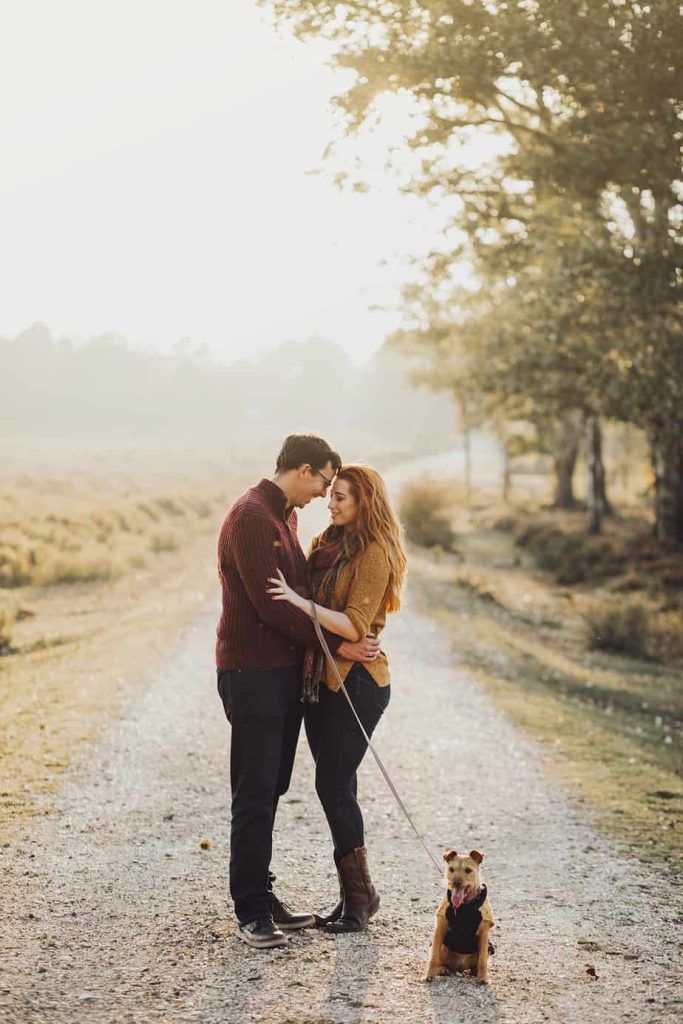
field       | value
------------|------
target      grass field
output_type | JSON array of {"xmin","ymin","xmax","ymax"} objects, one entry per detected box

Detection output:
[
  {"xmin": 0, "ymin": 472, "xmax": 241, "ymax": 837},
  {"xmin": 404, "ymin": 486, "xmax": 682, "ymax": 873}
]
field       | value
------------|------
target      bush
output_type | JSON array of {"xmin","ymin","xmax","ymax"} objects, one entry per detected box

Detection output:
[
  {"xmin": 582, "ymin": 599, "xmax": 650, "ymax": 659},
  {"xmin": 515, "ymin": 520, "xmax": 627, "ymax": 584},
  {"xmin": 398, "ymin": 478, "xmax": 457, "ymax": 551},
  {"xmin": 0, "ymin": 546, "xmax": 34, "ymax": 588},
  {"xmin": 149, "ymin": 531, "xmax": 181, "ymax": 553},
  {"xmin": 493, "ymin": 514, "xmax": 518, "ymax": 533},
  {"xmin": 154, "ymin": 496, "xmax": 186, "ymax": 518},
  {"xmin": 136, "ymin": 501, "xmax": 162, "ymax": 523},
  {"xmin": 0, "ymin": 608, "xmax": 15, "ymax": 654},
  {"xmin": 41, "ymin": 552, "xmax": 121, "ymax": 585},
  {"xmin": 187, "ymin": 497, "xmax": 214, "ymax": 519}
]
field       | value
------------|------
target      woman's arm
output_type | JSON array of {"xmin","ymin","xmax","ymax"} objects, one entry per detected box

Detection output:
[{"xmin": 266, "ymin": 569, "xmax": 360, "ymax": 641}]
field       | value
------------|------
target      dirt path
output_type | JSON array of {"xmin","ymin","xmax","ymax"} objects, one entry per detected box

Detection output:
[{"xmin": 1, "ymin": 591, "xmax": 681, "ymax": 1024}]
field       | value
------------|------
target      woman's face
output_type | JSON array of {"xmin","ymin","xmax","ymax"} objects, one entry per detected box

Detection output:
[{"xmin": 328, "ymin": 476, "xmax": 358, "ymax": 529}]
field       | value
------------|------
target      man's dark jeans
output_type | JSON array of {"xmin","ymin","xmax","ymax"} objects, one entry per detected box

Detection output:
[
  {"xmin": 217, "ymin": 666, "xmax": 302, "ymax": 924},
  {"xmin": 304, "ymin": 663, "xmax": 390, "ymax": 859}
]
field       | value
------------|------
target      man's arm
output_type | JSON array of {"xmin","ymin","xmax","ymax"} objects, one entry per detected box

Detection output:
[{"xmin": 231, "ymin": 511, "xmax": 343, "ymax": 652}]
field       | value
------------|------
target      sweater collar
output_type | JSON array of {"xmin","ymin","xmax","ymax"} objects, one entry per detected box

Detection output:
[{"xmin": 255, "ymin": 478, "xmax": 290, "ymax": 520}]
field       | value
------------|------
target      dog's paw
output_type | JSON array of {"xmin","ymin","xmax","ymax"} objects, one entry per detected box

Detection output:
[
  {"xmin": 475, "ymin": 974, "xmax": 489, "ymax": 986},
  {"xmin": 425, "ymin": 965, "xmax": 450, "ymax": 981}
]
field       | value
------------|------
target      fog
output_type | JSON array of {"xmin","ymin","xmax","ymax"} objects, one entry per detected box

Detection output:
[{"xmin": 0, "ymin": 322, "xmax": 460, "ymax": 480}]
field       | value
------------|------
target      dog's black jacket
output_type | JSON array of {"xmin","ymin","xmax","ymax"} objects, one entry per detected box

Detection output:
[{"xmin": 442, "ymin": 885, "xmax": 495, "ymax": 955}]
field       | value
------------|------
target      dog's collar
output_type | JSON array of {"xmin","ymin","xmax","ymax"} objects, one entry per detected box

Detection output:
[{"xmin": 446, "ymin": 884, "xmax": 487, "ymax": 910}]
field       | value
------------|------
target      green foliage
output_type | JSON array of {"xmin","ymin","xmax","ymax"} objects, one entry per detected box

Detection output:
[
  {"xmin": 398, "ymin": 477, "xmax": 458, "ymax": 550},
  {"xmin": 583, "ymin": 599, "xmax": 651, "ymax": 660}
]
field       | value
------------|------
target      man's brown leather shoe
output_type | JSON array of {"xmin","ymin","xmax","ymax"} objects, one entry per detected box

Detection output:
[{"xmin": 271, "ymin": 895, "xmax": 316, "ymax": 930}]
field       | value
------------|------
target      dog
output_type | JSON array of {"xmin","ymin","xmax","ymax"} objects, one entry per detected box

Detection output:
[{"xmin": 424, "ymin": 848, "xmax": 495, "ymax": 984}]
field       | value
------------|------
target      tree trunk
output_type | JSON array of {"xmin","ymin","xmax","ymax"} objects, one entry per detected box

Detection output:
[
  {"xmin": 463, "ymin": 427, "xmax": 472, "ymax": 504},
  {"xmin": 502, "ymin": 442, "xmax": 511, "ymax": 504},
  {"xmin": 651, "ymin": 436, "xmax": 683, "ymax": 544},
  {"xmin": 552, "ymin": 412, "xmax": 581, "ymax": 508},
  {"xmin": 597, "ymin": 462, "xmax": 613, "ymax": 516},
  {"xmin": 585, "ymin": 415, "xmax": 607, "ymax": 535}
]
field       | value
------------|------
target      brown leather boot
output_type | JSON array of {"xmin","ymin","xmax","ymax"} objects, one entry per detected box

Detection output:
[{"xmin": 325, "ymin": 846, "xmax": 380, "ymax": 933}]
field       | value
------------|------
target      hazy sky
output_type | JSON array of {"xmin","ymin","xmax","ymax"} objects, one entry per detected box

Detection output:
[{"xmin": 0, "ymin": 0, "xmax": 463, "ymax": 365}]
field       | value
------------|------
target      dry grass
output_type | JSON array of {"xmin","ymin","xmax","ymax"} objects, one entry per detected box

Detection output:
[
  {"xmin": 0, "ymin": 480, "xmax": 230, "ymax": 592},
  {"xmin": 0, "ymin": 473, "xmax": 239, "ymax": 836},
  {"xmin": 407, "ymin": 502, "xmax": 682, "ymax": 873}
]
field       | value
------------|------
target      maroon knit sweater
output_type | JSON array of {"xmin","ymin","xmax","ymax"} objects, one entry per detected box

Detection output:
[{"xmin": 215, "ymin": 478, "xmax": 343, "ymax": 670}]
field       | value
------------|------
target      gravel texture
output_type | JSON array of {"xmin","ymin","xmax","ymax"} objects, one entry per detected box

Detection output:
[{"xmin": 1, "ymin": 593, "xmax": 681, "ymax": 1024}]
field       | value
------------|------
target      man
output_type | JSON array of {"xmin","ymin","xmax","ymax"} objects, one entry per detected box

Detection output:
[{"xmin": 216, "ymin": 433, "xmax": 380, "ymax": 948}]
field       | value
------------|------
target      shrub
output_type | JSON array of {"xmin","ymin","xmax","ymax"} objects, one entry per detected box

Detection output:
[
  {"xmin": 154, "ymin": 496, "xmax": 186, "ymax": 518},
  {"xmin": 582, "ymin": 599, "xmax": 650, "ymax": 659},
  {"xmin": 149, "ymin": 531, "xmax": 181, "ymax": 553},
  {"xmin": 0, "ymin": 546, "xmax": 35, "ymax": 588},
  {"xmin": 398, "ymin": 478, "xmax": 457, "ymax": 551},
  {"xmin": 40, "ymin": 551, "xmax": 121, "ymax": 585},
  {"xmin": 0, "ymin": 608, "xmax": 15, "ymax": 654},
  {"xmin": 136, "ymin": 501, "xmax": 162, "ymax": 523},
  {"xmin": 515, "ymin": 520, "xmax": 627, "ymax": 584},
  {"xmin": 607, "ymin": 570, "xmax": 645, "ymax": 593},
  {"xmin": 187, "ymin": 497, "xmax": 214, "ymax": 519},
  {"xmin": 493, "ymin": 514, "xmax": 518, "ymax": 533},
  {"xmin": 92, "ymin": 513, "xmax": 117, "ymax": 539}
]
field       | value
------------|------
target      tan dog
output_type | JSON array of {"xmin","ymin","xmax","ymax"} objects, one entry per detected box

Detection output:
[{"xmin": 424, "ymin": 849, "xmax": 495, "ymax": 984}]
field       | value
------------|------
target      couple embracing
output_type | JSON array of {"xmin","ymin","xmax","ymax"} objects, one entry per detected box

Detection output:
[{"xmin": 216, "ymin": 433, "xmax": 406, "ymax": 948}]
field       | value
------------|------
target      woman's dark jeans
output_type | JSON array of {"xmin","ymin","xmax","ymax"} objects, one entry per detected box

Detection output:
[{"xmin": 304, "ymin": 663, "xmax": 390, "ymax": 859}]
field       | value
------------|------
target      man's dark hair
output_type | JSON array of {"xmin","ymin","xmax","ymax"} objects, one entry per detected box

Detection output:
[{"xmin": 275, "ymin": 434, "xmax": 342, "ymax": 474}]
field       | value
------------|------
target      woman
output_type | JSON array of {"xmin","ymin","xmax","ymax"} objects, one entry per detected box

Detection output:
[{"xmin": 266, "ymin": 464, "xmax": 407, "ymax": 932}]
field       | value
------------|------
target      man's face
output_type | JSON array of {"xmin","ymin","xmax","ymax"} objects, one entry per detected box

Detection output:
[{"xmin": 293, "ymin": 460, "xmax": 335, "ymax": 508}]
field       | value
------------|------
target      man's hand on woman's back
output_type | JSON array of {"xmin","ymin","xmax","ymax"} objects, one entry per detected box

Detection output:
[{"xmin": 338, "ymin": 635, "xmax": 381, "ymax": 662}]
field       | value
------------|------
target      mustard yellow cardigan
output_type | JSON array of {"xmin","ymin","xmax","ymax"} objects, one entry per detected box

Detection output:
[{"xmin": 308, "ymin": 535, "xmax": 391, "ymax": 691}]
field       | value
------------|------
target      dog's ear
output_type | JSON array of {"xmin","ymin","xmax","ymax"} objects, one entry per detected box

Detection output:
[
  {"xmin": 443, "ymin": 849, "xmax": 458, "ymax": 862},
  {"xmin": 469, "ymin": 849, "xmax": 484, "ymax": 864}
]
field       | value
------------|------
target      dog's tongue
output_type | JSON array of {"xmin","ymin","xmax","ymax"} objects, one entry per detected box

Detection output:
[{"xmin": 450, "ymin": 889, "xmax": 465, "ymax": 909}]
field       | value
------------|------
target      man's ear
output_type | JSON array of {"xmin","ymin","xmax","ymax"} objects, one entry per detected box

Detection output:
[
  {"xmin": 469, "ymin": 850, "xmax": 484, "ymax": 864},
  {"xmin": 443, "ymin": 849, "xmax": 458, "ymax": 862}
]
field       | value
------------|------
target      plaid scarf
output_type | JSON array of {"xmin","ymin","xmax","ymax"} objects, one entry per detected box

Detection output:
[{"xmin": 301, "ymin": 536, "xmax": 346, "ymax": 704}]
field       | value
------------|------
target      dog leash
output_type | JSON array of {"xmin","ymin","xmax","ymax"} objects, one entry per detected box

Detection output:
[{"xmin": 310, "ymin": 603, "xmax": 444, "ymax": 879}]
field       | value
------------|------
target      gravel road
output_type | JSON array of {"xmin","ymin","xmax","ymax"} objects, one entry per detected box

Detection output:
[{"xmin": 1, "ymin": 592, "xmax": 681, "ymax": 1024}]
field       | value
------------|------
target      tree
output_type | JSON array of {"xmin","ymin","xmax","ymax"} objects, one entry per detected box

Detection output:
[{"xmin": 265, "ymin": 0, "xmax": 683, "ymax": 540}]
